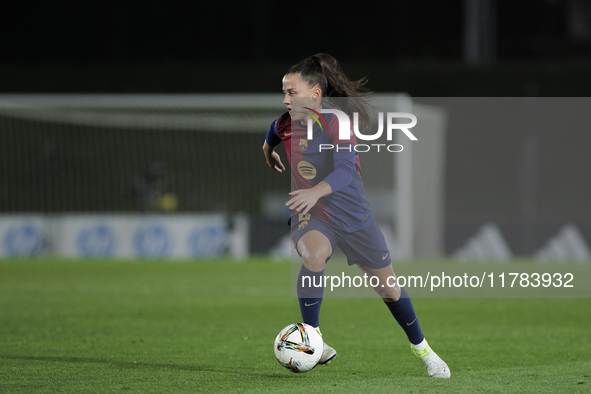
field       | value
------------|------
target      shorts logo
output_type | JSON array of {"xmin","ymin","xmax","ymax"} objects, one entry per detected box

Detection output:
[
  {"xmin": 299, "ymin": 213, "xmax": 311, "ymax": 221},
  {"xmin": 297, "ymin": 161, "xmax": 316, "ymax": 180},
  {"xmin": 298, "ymin": 221, "xmax": 308, "ymax": 230},
  {"xmin": 299, "ymin": 139, "xmax": 308, "ymax": 151}
]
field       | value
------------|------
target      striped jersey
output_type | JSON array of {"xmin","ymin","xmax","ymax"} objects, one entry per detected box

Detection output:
[{"xmin": 266, "ymin": 110, "xmax": 374, "ymax": 233}]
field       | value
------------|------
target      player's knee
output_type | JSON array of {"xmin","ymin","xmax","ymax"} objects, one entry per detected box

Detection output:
[
  {"xmin": 302, "ymin": 248, "xmax": 329, "ymax": 272},
  {"xmin": 378, "ymin": 286, "xmax": 400, "ymax": 302}
]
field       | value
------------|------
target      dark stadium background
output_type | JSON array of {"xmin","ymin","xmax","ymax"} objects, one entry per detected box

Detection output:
[{"xmin": 2, "ymin": 0, "xmax": 591, "ymax": 256}]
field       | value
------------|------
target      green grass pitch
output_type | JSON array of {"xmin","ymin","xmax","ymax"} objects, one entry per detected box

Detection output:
[{"xmin": 0, "ymin": 258, "xmax": 589, "ymax": 393}]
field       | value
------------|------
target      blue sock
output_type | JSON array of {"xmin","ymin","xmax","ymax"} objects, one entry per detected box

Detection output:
[
  {"xmin": 297, "ymin": 265, "xmax": 324, "ymax": 328},
  {"xmin": 384, "ymin": 287, "xmax": 424, "ymax": 345}
]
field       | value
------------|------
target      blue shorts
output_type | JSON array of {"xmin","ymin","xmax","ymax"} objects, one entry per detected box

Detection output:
[{"xmin": 291, "ymin": 215, "xmax": 392, "ymax": 269}]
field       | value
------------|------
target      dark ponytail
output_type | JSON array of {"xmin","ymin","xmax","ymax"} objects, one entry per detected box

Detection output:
[{"xmin": 286, "ymin": 53, "xmax": 372, "ymax": 131}]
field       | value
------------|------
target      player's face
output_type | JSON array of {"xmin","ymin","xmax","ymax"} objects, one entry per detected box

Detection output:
[{"xmin": 282, "ymin": 73, "xmax": 321, "ymax": 122}]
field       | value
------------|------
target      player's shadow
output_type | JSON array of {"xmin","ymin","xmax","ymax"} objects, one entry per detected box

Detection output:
[{"xmin": 0, "ymin": 354, "xmax": 254, "ymax": 374}]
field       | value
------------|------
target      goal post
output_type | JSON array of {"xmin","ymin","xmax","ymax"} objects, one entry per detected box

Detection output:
[{"xmin": 368, "ymin": 95, "xmax": 447, "ymax": 259}]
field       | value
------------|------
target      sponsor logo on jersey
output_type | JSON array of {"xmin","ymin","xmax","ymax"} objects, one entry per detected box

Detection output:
[{"xmin": 297, "ymin": 161, "xmax": 316, "ymax": 180}]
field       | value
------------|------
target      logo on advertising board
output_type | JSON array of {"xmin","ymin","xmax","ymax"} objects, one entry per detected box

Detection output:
[
  {"xmin": 3, "ymin": 222, "xmax": 44, "ymax": 256},
  {"xmin": 133, "ymin": 224, "xmax": 172, "ymax": 257},
  {"xmin": 188, "ymin": 225, "xmax": 228, "ymax": 257},
  {"xmin": 77, "ymin": 223, "xmax": 116, "ymax": 257}
]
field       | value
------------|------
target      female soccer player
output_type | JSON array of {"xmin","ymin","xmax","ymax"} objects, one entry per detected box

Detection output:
[{"xmin": 262, "ymin": 53, "xmax": 450, "ymax": 378}]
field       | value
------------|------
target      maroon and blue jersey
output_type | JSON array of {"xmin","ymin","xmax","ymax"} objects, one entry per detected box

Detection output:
[{"xmin": 266, "ymin": 111, "xmax": 374, "ymax": 233}]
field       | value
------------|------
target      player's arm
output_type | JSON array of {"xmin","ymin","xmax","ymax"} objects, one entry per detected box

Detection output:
[
  {"xmin": 321, "ymin": 144, "xmax": 356, "ymax": 193},
  {"xmin": 263, "ymin": 120, "xmax": 285, "ymax": 173},
  {"xmin": 263, "ymin": 141, "xmax": 285, "ymax": 173}
]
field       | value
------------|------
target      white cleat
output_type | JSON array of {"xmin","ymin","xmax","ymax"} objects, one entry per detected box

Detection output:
[
  {"xmin": 318, "ymin": 342, "xmax": 338, "ymax": 365},
  {"xmin": 418, "ymin": 349, "xmax": 450, "ymax": 378}
]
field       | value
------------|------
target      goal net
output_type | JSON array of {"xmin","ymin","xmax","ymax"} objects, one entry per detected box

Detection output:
[{"xmin": 0, "ymin": 94, "xmax": 446, "ymax": 259}]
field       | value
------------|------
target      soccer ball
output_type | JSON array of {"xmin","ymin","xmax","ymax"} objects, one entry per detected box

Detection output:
[{"xmin": 274, "ymin": 323, "xmax": 324, "ymax": 373}]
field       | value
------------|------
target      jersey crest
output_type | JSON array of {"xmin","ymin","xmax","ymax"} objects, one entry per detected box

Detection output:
[{"xmin": 299, "ymin": 139, "xmax": 308, "ymax": 151}]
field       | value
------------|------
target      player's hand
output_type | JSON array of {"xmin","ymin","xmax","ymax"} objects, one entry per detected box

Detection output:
[
  {"xmin": 287, "ymin": 182, "xmax": 332, "ymax": 215},
  {"xmin": 286, "ymin": 188, "xmax": 321, "ymax": 215},
  {"xmin": 266, "ymin": 151, "xmax": 285, "ymax": 173}
]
